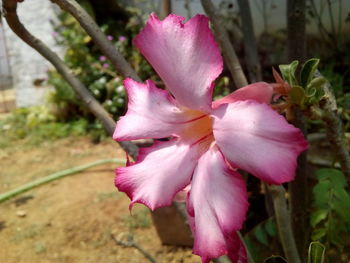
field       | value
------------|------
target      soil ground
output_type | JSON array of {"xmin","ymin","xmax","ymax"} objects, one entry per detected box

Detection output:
[{"xmin": 0, "ymin": 137, "xmax": 199, "ymax": 263}]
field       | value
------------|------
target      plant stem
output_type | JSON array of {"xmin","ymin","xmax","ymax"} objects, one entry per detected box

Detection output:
[
  {"xmin": 268, "ymin": 185, "xmax": 301, "ymax": 263},
  {"xmin": 287, "ymin": 1, "xmax": 309, "ymax": 259},
  {"xmin": 50, "ymin": 0, "xmax": 141, "ymax": 82},
  {"xmin": 159, "ymin": 0, "xmax": 172, "ymax": 19},
  {"xmin": 0, "ymin": 159, "xmax": 125, "ymax": 203},
  {"xmin": 200, "ymin": 0, "xmax": 248, "ymax": 88}
]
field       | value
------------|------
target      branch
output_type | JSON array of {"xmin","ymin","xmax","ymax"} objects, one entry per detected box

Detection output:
[
  {"xmin": 111, "ymin": 233, "xmax": 160, "ymax": 263},
  {"xmin": 317, "ymin": 71, "xmax": 350, "ymax": 179},
  {"xmin": 159, "ymin": 0, "xmax": 172, "ymax": 19},
  {"xmin": 237, "ymin": 0, "xmax": 262, "ymax": 83},
  {"xmin": 268, "ymin": 185, "xmax": 301, "ymax": 263},
  {"xmin": 2, "ymin": 0, "xmax": 139, "ymax": 159},
  {"xmin": 200, "ymin": 0, "xmax": 248, "ymax": 88},
  {"xmin": 287, "ymin": 1, "xmax": 309, "ymax": 258},
  {"xmin": 287, "ymin": 0, "xmax": 306, "ymax": 62},
  {"xmin": 50, "ymin": 0, "xmax": 141, "ymax": 82}
]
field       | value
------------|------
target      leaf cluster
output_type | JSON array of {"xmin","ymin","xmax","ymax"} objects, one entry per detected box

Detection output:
[
  {"xmin": 47, "ymin": 3, "xmax": 156, "ymax": 123},
  {"xmin": 310, "ymin": 168, "xmax": 350, "ymax": 251},
  {"xmin": 279, "ymin": 59, "xmax": 326, "ymax": 108}
]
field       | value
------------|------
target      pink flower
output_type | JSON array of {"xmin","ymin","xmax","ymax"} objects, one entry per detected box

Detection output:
[
  {"xmin": 107, "ymin": 35, "xmax": 113, "ymax": 41},
  {"xmin": 99, "ymin": 55, "xmax": 107, "ymax": 62},
  {"xmin": 113, "ymin": 14, "xmax": 308, "ymax": 263},
  {"xmin": 102, "ymin": 63, "xmax": 109, "ymax": 68},
  {"xmin": 119, "ymin": 35, "xmax": 127, "ymax": 42}
]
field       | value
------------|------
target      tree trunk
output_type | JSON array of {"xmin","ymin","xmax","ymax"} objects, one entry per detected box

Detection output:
[
  {"xmin": 287, "ymin": 1, "xmax": 308, "ymax": 261},
  {"xmin": 237, "ymin": 0, "xmax": 262, "ymax": 83}
]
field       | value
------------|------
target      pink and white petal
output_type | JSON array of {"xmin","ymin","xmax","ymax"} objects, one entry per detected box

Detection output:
[
  {"xmin": 134, "ymin": 14, "xmax": 223, "ymax": 112},
  {"xmin": 212, "ymin": 101, "xmax": 308, "ymax": 184},
  {"xmin": 114, "ymin": 78, "xmax": 204, "ymax": 141},
  {"xmin": 212, "ymin": 82, "xmax": 273, "ymax": 109},
  {"xmin": 187, "ymin": 146, "xmax": 248, "ymax": 261},
  {"xmin": 226, "ymin": 233, "xmax": 248, "ymax": 263},
  {"xmin": 115, "ymin": 138, "xmax": 203, "ymax": 211}
]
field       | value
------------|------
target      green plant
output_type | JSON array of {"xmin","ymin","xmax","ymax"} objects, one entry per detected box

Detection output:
[
  {"xmin": 47, "ymin": 5, "xmax": 156, "ymax": 124},
  {"xmin": 310, "ymin": 168, "xmax": 350, "ymax": 252},
  {"xmin": 0, "ymin": 106, "xmax": 100, "ymax": 146}
]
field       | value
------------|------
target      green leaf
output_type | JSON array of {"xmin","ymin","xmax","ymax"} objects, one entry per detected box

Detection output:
[
  {"xmin": 334, "ymin": 188, "xmax": 350, "ymax": 206},
  {"xmin": 310, "ymin": 210, "xmax": 328, "ymax": 227},
  {"xmin": 316, "ymin": 168, "xmax": 346, "ymax": 189},
  {"xmin": 311, "ymin": 228, "xmax": 326, "ymax": 241},
  {"xmin": 308, "ymin": 76, "xmax": 327, "ymax": 90},
  {"xmin": 254, "ymin": 224, "xmax": 269, "ymax": 245},
  {"xmin": 305, "ymin": 87, "xmax": 317, "ymax": 97},
  {"xmin": 333, "ymin": 201, "xmax": 350, "ymax": 222},
  {"xmin": 289, "ymin": 85, "xmax": 305, "ymax": 106},
  {"xmin": 314, "ymin": 85, "xmax": 326, "ymax": 100},
  {"xmin": 265, "ymin": 218, "xmax": 277, "ymax": 237},
  {"xmin": 264, "ymin": 255, "xmax": 287, "ymax": 263},
  {"xmin": 301, "ymin": 58, "xmax": 320, "ymax": 88},
  {"xmin": 308, "ymin": 242, "xmax": 325, "ymax": 263},
  {"xmin": 313, "ymin": 180, "xmax": 331, "ymax": 207},
  {"xmin": 279, "ymin": 60, "xmax": 299, "ymax": 85}
]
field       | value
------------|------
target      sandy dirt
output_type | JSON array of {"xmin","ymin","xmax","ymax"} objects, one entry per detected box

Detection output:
[{"xmin": 0, "ymin": 137, "xmax": 199, "ymax": 263}]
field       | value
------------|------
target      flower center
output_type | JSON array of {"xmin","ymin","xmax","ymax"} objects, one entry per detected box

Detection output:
[{"xmin": 181, "ymin": 113, "xmax": 213, "ymax": 144}]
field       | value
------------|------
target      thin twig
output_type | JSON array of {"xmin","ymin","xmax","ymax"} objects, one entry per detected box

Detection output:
[
  {"xmin": 268, "ymin": 185, "xmax": 301, "ymax": 263},
  {"xmin": 326, "ymin": 0, "xmax": 336, "ymax": 41},
  {"xmin": 309, "ymin": 0, "xmax": 336, "ymax": 47},
  {"xmin": 2, "ymin": 0, "xmax": 139, "ymax": 159},
  {"xmin": 200, "ymin": 0, "xmax": 248, "ymax": 88},
  {"xmin": 111, "ymin": 233, "xmax": 160, "ymax": 263},
  {"xmin": 50, "ymin": 0, "xmax": 141, "ymax": 82}
]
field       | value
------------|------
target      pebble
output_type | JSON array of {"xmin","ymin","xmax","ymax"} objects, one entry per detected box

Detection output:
[{"xmin": 16, "ymin": 210, "xmax": 27, "ymax": 217}]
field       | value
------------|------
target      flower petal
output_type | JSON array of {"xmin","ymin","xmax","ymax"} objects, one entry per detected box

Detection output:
[
  {"xmin": 212, "ymin": 101, "xmax": 308, "ymax": 184},
  {"xmin": 187, "ymin": 146, "xmax": 248, "ymax": 261},
  {"xmin": 212, "ymin": 82, "xmax": 273, "ymax": 108},
  {"xmin": 134, "ymin": 14, "xmax": 223, "ymax": 112},
  {"xmin": 115, "ymin": 138, "xmax": 210, "ymax": 211},
  {"xmin": 226, "ymin": 233, "xmax": 247, "ymax": 263},
  {"xmin": 114, "ymin": 78, "xmax": 203, "ymax": 141}
]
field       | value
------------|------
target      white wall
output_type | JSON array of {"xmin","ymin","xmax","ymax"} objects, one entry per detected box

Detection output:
[
  {"xmin": 171, "ymin": 0, "xmax": 350, "ymax": 36},
  {"xmin": 1, "ymin": 0, "xmax": 63, "ymax": 107}
]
